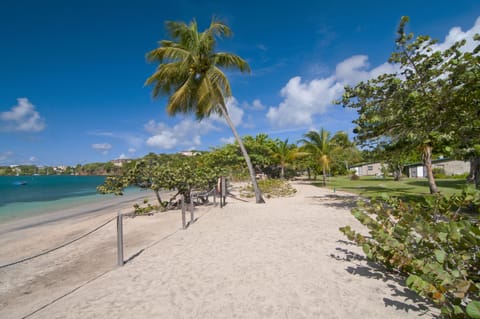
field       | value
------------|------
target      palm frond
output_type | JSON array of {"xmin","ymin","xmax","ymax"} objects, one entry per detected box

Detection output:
[{"xmin": 213, "ymin": 53, "xmax": 250, "ymax": 73}]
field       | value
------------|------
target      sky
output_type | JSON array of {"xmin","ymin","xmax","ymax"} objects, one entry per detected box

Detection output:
[{"xmin": 1, "ymin": 0, "xmax": 480, "ymax": 166}]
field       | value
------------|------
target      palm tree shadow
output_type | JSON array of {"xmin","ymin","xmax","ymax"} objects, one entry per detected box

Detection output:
[{"xmin": 331, "ymin": 242, "xmax": 437, "ymax": 315}]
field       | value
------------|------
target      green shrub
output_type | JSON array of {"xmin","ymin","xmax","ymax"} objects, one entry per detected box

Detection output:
[
  {"xmin": 340, "ymin": 190, "xmax": 480, "ymax": 318},
  {"xmin": 433, "ymin": 167, "xmax": 447, "ymax": 179},
  {"xmin": 133, "ymin": 199, "xmax": 159, "ymax": 216},
  {"xmin": 240, "ymin": 179, "xmax": 296, "ymax": 198}
]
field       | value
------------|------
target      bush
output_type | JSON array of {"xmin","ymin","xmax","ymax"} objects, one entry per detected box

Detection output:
[
  {"xmin": 433, "ymin": 167, "xmax": 447, "ymax": 179},
  {"xmin": 240, "ymin": 179, "xmax": 297, "ymax": 198},
  {"xmin": 350, "ymin": 173, "xmax": 360, "ymax": 180},
  {"xmin": 340, "ymin": 190, "xmax": 480, "ymax": 318},
  {"xmin": 133, "ymin": 199, "xmax": 159, "ymax": 216}
]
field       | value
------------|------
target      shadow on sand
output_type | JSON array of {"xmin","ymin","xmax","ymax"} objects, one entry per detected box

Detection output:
[
  {"xmin": 306, "ymin": 194, "xmax": 359, "ymax": 210},
  {"xmin": 331, "ymin": 243, "xmax": 436, "ymax": 315}
]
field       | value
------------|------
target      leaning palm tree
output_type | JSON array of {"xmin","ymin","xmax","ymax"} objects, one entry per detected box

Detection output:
[
  {"xmin": 299, "ymin": 129, "xmax": 333, "ymax": 186},
  {"xmin": 145, "ymin": 18, "xmax": 264, "ymax": 203}
]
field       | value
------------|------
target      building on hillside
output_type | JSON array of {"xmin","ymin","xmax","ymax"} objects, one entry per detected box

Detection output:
[
  {"xmin": 179, "ymin": 151, "xmax": 201, "ymax": 156},
  {"xmin": 405, "ymin": 158, "xmax": 470, "ymax": 178},
  {"xmin": 350, "ymin": 162, "xmax": 384, "ymax": 177},
  {"xmin": 111, "ymin": 159, "xmax": 131, "ymax": 167}
]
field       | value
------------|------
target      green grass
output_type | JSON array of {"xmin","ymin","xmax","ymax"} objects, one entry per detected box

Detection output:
[{"xmin": 314, "ymin": 175, "xmax": 473, "ymax": 201}]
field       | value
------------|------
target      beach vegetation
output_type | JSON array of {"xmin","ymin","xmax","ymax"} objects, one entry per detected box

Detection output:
[
  {"xmin": 338, "ymin": 16, "xmax": 480, "ymax": 318},
  {"xmin": 97, "ymin": 153, "xmax": 223, "ymax": 211},
  {"xmin": 145, "ymin": 18, "xmax": 265, "ymax": 204},
  {"xmin": 299, "ymin": 129, "xmax": 338, "ymax": 186},
  {"xmin": 338, "ymin": 16, "xmax": 480, "ymax": 193},
  {"xmin": 340, "ymin": 190, "xmax": 480, "ymax": 318},
  {"xmin": 270, "ymin": 138, "xmax": 308, "ymax": 179},
  {"xmin": 240, "ymin": 179, "xmax": 297, "ymax": 198}
]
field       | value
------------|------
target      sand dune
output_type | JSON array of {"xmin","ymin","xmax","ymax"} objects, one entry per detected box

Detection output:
[{"xmin": 0, "ymin": 182, "xmax": 438, "ymax": 318}]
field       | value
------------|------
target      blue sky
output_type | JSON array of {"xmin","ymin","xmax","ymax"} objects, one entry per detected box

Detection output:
[{"xmin": 1, "ymin": 0, "xmax": 479, "ymax": 166}]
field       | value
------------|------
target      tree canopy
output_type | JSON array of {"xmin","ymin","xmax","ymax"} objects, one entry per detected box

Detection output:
[{"xmin": 338, "ymin": 16, "xmax": 480, "ymax": 192}]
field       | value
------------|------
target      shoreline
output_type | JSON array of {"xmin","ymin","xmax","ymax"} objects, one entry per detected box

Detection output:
[
  {"xmin": 0, "ymin": 190, "xmax": 158, "ymax": 234},
  {"xmin": 0, "ymin": 182, "xmax": 438, "ymax": 318}
]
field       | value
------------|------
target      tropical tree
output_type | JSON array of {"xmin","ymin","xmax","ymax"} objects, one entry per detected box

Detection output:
[
  {"xmin": 338, "ymin": 16, "xmax": 474, "ymax": 194},
  {"xmin": 242, "ymin": 134, "xmax": 276, "ymax": 173},
  {"xmin": 270, "ymin": 138, "xmax": 305, "ymax": 179},
  {"xmin": 299, "ymin": 129, "xmax": 334, "ymax": 186},
  {"xmin": 329, "ymin": 131, "xmax": 362, "ymax": 176},
  {"xmin": 145, "ymin": 18, "xmax": 265, "ymax": 203}
]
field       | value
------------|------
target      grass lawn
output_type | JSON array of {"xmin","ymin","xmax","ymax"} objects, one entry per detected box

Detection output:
[{"xmin": 313, "ymin": 175, "xmax": 472, "ymax": 201}]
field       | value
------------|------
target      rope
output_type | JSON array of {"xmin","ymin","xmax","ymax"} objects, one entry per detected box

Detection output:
[{"xmin": 0, "ymin": 216, "xmax": 117, "ymax": 270}]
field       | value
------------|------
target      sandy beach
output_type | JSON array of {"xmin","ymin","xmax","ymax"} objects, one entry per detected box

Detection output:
[{"xmin": 0, "ymin": 182, "xmax": 438, "ymax": 318}]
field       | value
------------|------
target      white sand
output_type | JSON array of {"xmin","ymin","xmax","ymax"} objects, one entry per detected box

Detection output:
[{"xmin": 0, "ymin": 182, "xmax": 438, "ymax": 318}]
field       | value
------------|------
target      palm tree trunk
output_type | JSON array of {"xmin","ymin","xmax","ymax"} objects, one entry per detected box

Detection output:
[
  {"xmin": 422, "ymin": 145, "xmax": 438, "ymax": 194},
  {"xmin": 322, "ymin": 166, "xmax": 327, "ymax": 186},
  {"xmin": 219, "ymin": 106, "xmax": 265, "ymax": 203},
  {"xmin": 280, "ymin": 164, "xmax": 285, "ymax": 179}
]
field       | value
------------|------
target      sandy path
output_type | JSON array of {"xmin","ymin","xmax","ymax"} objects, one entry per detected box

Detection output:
[{"xmin": 0, "ymin": 182, "xmax": 438, "ymax": 318}]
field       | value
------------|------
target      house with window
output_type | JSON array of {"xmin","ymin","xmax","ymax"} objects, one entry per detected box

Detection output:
[
  {"xmin": 350, "ymin": 162, "xmax": 383, "ymax": 176},
  {"xmin": 405, "ymin": 158, "xmax": 470, "ymax": 178}
]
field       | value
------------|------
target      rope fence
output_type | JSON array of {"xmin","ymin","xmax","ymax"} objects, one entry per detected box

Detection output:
[{"xmin": 0, "ymin": 215, "xmax": 117, "ymax": 270}]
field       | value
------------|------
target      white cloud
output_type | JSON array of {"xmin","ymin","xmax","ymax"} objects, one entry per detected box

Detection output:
[
  {"xmin": 128, "ymin": 148, "xmax": 136, "ymax": 154},
  {"xmin": 145, "ymin": 118, "xmax": 217, "ymax": 150},
  {"xmin": 211, "ymin": 97, "xmax": 244, "ymax": 127},
  {"xmin": 335, "ymin": 55, "xmax": 371, "ymax": 85},
  {"xmin": 335, "ymin": 55, "xmax": 400, "ymax": 85},
  {"xmin": 118, "ymin": 153, "xmax": 127, "ymax": 159},
  {"xmin": 146, "ymin": 131, "xmax": 178, "ymax": 149},
  {"xmin": 0, "ymin": 98, "xmax": 46, "ymax": 132},
  {"xmin": 29, "ymin": 156, "xmax": 38, "ymax": 162},
  {"xmin": 432, "ymin": 17, "xmax": 480, "ymax": 53},
  {"xmin": 92, "ymin": 143, "xmax": 112, "ymax": 155},
  {"xmin": 266, "ymin": 76, "xmax": 344, "ymax": 128},
  {"xmin": 242, "ymin": 99, "xmax": 267, "ymax": 111}
]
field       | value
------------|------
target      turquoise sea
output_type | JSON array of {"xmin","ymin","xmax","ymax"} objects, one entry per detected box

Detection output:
[{"xmin": 0, "ymin": 175, "xmax": 137, "ymax": 224}]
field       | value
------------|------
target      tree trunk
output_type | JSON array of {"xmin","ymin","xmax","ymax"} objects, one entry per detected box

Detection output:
[
  {"xmin": 280, "ymin": 164, "xmax": 285, "ymax": 179},
  {"xmin": 422, "ymin": 145, "xmax": 439, "ymax": 194},
  {"xmin": 322, "ymin": 166, "xmax": 327, "ymax": 186},
  {"xmin": 467, "ymin": 156, "xmax": 480, "ymax": 189},
  {"xmin": 154, "ymin": 189, "xmax": 162, "ymax": 206},
  {"xmin": 219, "ymin": 106, "xmax": 265, "ymax": 203}
]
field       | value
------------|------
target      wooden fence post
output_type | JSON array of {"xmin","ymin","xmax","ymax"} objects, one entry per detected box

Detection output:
[
  {"xmin": 189, "ymin": 192, "xmax": 195, "ymax": 224},
  {"xmin": 181, "ymin": 194, "xmax": 186, "ymax": 229},
  {"xmin": 117, "ymin": 211, "xmax": 124, "ymax": 266}
]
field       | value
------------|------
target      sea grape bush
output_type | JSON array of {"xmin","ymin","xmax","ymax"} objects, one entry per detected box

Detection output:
[{"xmin": 340, "ymin": 189, "xmax": 480, "ymax": 318}]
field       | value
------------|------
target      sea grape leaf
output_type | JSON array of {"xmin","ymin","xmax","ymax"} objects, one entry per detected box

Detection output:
[
  {"xmin": 466, "ymin": 300, "xmax": 480, "ymax": 319},
  {"xmin": 434, "ymin": 249, "xmax": 446, "ymax": 263}
]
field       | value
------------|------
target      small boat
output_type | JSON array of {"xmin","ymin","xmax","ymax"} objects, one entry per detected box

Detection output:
[{"xmin": 13, "ymin": 181, "xmax": 27, "ymax": 186}]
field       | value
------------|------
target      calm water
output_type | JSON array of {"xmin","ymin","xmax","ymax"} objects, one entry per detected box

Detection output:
[{"xmin": 0, "ymin": 175, "xmax": 125, "ymax": 223}]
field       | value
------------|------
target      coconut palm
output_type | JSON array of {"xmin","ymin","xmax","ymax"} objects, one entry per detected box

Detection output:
[
  {"xmin": 271, "ymin": 138, "xmax": 306, "ymax": 179},
  {"xmin": 299, "ymin": 129, "xmax": 333, "ymax": 186},
  {"xmin": 145, "ymin": 18, "xmax": 264, "ymax": 203}
]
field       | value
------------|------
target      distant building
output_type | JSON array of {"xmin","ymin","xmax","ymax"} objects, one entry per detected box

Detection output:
[
  {"xmin": 350, "ymin": 162, "xmax": 383, "ymax": 176},
  {"xmin": 405, "ymin": 159, "xmax": 470, "ymax": 178},
  {"xmin": 110, "ymin": 159, "xmax": 130, "ymax": 167},
  {"xmin": 53, "ymin": 165, "xmax": 67, "ymax": 172},
  {"xmin": 179, "ymin": 151, "xmax": 201, "ymax": 157}
]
